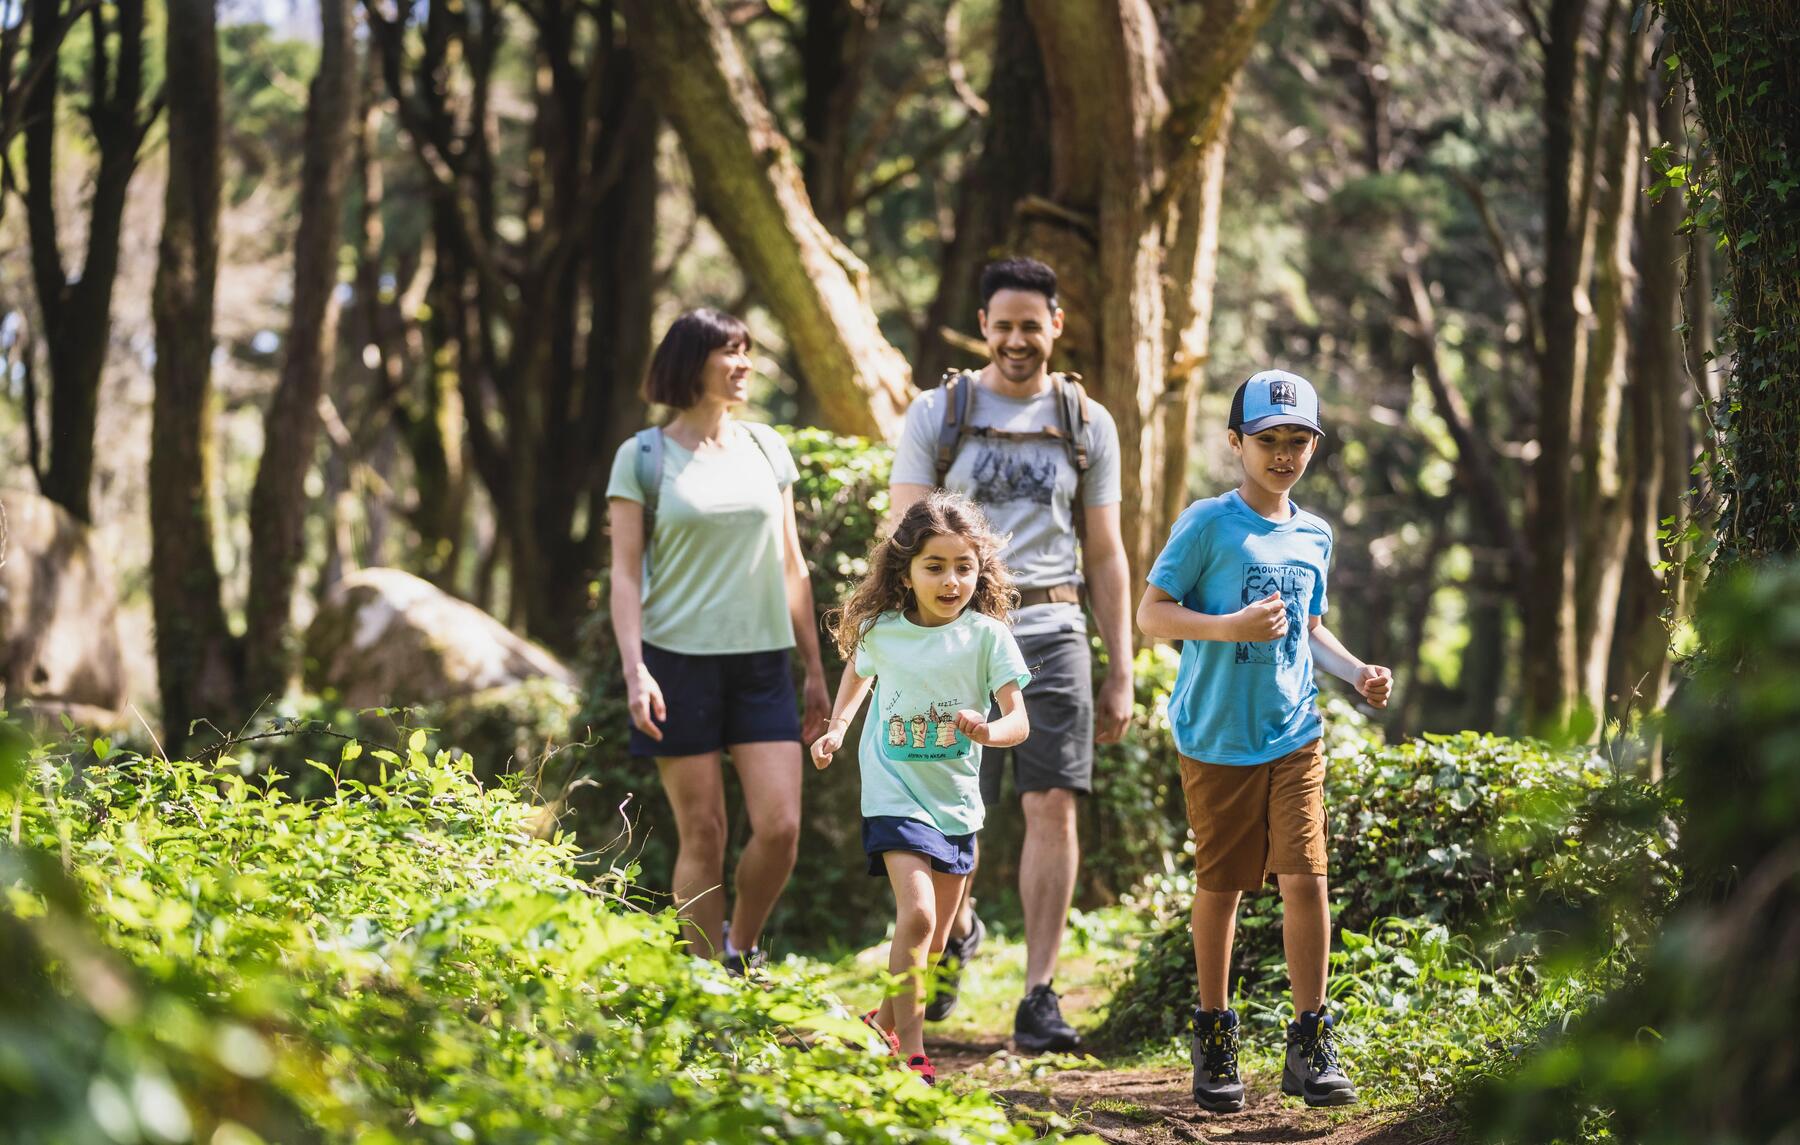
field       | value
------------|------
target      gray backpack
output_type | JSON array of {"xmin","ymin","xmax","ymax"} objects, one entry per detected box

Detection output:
[{"xmin": 631, "ymin": 422, "xmax": 786, "ymax": 578}]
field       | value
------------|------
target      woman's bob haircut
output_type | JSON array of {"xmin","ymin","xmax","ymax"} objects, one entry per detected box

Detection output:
[{"xmin": 642, "ymin": 308, "xmax": 752, "ymax": 409}]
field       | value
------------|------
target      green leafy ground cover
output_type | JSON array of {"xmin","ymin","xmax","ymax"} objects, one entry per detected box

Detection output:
[{"xmin": 1, "ymin": 731, "xmax": 1047, "ymax": 1145}]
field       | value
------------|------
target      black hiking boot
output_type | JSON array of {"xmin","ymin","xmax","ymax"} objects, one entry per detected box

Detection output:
[
  {"xmin": 1191, "ymin": 1007, "xmax": 1246, "ymax": 1113},
  {"xmin": 1013, "ymin": 982, "xmax": 1082, "ymax": 1053},
  {"xmin": 926, "ymin": 912, "xmax": 985, "ymax": 1021},
  {"xmin": 1282, "ymin": 1007, "xmax": 1357, "ymax": 1107}
]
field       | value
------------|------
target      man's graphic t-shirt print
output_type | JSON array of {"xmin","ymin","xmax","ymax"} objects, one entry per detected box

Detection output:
[
  {"xmin": 879, "ymin": 690, "xmax": 973, "ymax": 762},
  {"xmin": 969, "ymin": 445, "xmax": 1057, "ymax": 506},
  {"xmin": 1235, "ymin": 562, "xmax": 1314, "ymax": 666}
]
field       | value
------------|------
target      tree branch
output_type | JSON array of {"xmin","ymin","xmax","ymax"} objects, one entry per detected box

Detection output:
[{"xmin": 1454, "ymin": 171, "xmax": 1545, "ymax": 370}]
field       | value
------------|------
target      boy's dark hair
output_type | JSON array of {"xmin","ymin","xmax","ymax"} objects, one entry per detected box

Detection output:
[
  {"xmin": 979, "ymin": 258, "xmax": 1059, "ymax": 309},
  {"xmin": 643, "ymin": 308, "xmax": 751, "ymax": 408}
]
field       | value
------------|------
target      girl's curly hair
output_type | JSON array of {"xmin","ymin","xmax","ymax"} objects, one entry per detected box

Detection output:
[{"xmin": 826, "ymin": 490, "xmax": 1017, "ymax": 660}]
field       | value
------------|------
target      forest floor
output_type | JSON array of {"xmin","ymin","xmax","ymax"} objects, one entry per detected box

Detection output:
[{"xmin": 804, "ymin": 909, "xmax": 1465, "ymax": 1144}]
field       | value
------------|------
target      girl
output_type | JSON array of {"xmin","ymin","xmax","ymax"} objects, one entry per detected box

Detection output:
[
  {"xmin": 607, "ymin": 309, "xmax": 830, "ymax": 973},
  {"xmin": 810, "ymin": 491, "xmax": 1032, "ymax": 1085}
]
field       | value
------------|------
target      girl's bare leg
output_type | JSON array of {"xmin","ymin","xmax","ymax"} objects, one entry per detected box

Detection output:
[{"xmin": 877, "ymin": 852, "xmax": 969, "ymax": 1058}]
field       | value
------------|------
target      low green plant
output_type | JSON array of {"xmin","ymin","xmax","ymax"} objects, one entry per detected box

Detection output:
[{"xmin": 2, "ymin": 726, "xmax": 1040, "ymax": 1143}]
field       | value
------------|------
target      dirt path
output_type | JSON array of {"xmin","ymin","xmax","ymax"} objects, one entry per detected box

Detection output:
[{"xmin": 929, "ymin": 1038, "xmax": 1458, "ymax": 1145}]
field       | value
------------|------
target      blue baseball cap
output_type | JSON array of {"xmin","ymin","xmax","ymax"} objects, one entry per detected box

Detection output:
[{"xmin": 1228, "ymin": 369, "xmax": 1325, "ymax": 436}]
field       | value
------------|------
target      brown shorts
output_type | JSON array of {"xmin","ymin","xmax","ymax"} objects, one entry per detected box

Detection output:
[{"xmin": 1179, "ymin": 740, "xmax": 1328, "ymax": 893}]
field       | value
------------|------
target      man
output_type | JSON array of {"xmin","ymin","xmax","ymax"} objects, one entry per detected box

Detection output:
[{"xmin": 887, "ymin": 257, "xmax": 1133, "ymax": 1051}]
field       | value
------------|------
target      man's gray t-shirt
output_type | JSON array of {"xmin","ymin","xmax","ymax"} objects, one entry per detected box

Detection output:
[{"xmin": 890, "ymin": 376, "xmax": 1121, "ymax": 638}]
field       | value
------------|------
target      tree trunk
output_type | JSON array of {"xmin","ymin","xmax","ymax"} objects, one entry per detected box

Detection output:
[
  {"xmin": 917, "ymin": 0, "xmax": 1053, "ymax": 387},
  {"xmin": 25, "ymin": 0, "xmax": 150, "ymax": 523},
  {"xmin": 1522, "ymin": 0, "xmax": 1592, "ymax": 733},
  {"xmin": 1018, "ymin": 0, "xmax": 1278, "ymax": 582},
  {"xmin": 620, "ymin": 0, "xmax": 914, "ymax": 440},
  {"xmin": 1572, "ymin": 20, "xmax": 1644, "ymax": 723},
  {"xmin": 799, "ymin": 0, "xmax": 873, "ymax": 236},
  {"xmin": 149, "ymin": 0, "xmax": 237, "ymax": 755},
  {"xmin": 244, "ymin": 0, "xmax": 358, "ymax": 703},
  {"xmin": 1660, "ymin": 0, "xmax": 1800, "ymax": 561}
]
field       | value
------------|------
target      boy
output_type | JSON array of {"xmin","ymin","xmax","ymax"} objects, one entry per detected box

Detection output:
[{"xmin": 1135, "ymin": 370, "xmax": 1392, "ymax": 1113}]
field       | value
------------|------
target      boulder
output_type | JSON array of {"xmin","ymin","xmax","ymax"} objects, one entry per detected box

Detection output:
[
  {"xmin": 0, "ymin": 489, "xmax": 128, "ymax": 724},
  {"xmin": 304, "ymin": 567, "xmax": 579, "ymax": 707}
]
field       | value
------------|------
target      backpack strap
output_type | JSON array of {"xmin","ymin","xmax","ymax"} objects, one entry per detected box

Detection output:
[
  {"xmin": 632, "ymin": 426, "xmax": 665, "ymax": 579},
  {"xmin": 739, "ymin": 420, "xmax": 787, "ymax": 480},
  {"xmin": 1054, "ymin": 373, "xmax": 1094, "ymax": 563},
  {"xmin": 934, "ymin": 369, "xmax": 978, "ymax": 489}
]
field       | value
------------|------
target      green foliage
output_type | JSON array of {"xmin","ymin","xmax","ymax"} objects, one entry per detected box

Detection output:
[
  {"xmin": 1, "ymin": 728, "xmax": 1035, "ymax": 1143},
  {"xmin": 1091, "ymin": 729, "xmax": 1668, "ymax": 1056},
  {"xmin": 1656, "ymin": 1, "xmax": 1800, "ymax": 560},
  {"xmin": 1473, "ymin": 561, "xmax": 1800, "ymax": 1144}
]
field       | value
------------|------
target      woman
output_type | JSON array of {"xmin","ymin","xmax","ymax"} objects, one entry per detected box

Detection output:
[{"xmin": 607, "ymin": 309, "xmax": 830, "ymax": 972}]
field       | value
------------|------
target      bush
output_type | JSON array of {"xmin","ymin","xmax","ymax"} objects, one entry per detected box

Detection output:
[
  {"xmin": 1089, "ymin": 728, "xmax": 1660, "ymax": 1053},
  {"xmin": 1, "ymin": 726, "xmax": 1035, "ymax": 1143}
]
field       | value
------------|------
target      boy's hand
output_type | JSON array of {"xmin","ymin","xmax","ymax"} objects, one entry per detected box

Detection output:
[
  {"xmin": 1356, "ymin": 664, "xmax": 1393, "ymax": 709},
  {"xmin": 1229, "ymin": 591, "xmax": 1288, "ymax": 643},
  {"xmin": 810, "ymin": 727, "xmax": 845, "ymax": 769},
  {"xmin": 953, "ymin": 709, "xmax": 990, "ymax": 745}
]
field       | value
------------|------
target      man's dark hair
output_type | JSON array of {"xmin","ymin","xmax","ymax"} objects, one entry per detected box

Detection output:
[
  {"xmin": 979, "ymin": 258, "xmax": 1059, "ymax": 309},
  {"xmin": 643, "ymin": 308, "xmax": 751, "ymax": 408}
]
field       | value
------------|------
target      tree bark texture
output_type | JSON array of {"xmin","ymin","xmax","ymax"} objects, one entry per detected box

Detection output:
[
  {"xmin": 917, "ymin": 0, "xmax": 1053, "ymax": 387},
  {"xmin": 1572, "ymin": 19, "xmax": 1644, "ymax": 720},
  {"xmin": 25, "ymin": 0, "xmax": 151, "ymax": 523},
  {"xmin": 149, "ymin": 0, "xmax": 238, "ymax": 755},
  {"xmin": 1522, "ymin": 0, "xmax": 1592, "ymax": 733},
  {"xmin": 620, "ymin": 0, "xmax": 914, "ymax": 441},
  {"xmin": 1660, "ymin": 0, "xmax": 1800, "ymax": 561},
  {"xmin": 245, "ymin": 0, "xmax": 359, "ymax": 702},
  {"xmin": 1018, "ymin": 0, "xmax": 1278, "ymax": 583},
  {"xmin": 799, "ymin": 0, "xmax": 873, "ymax": 236}
]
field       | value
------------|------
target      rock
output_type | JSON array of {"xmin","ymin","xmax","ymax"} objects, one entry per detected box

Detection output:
[
  {"xmin": 0, "ymin": 489, "xmax": 128, "ymax": 725},
  {"xmin": 304, "ymin": 568, "xmax": 578, "ymax": 707}
]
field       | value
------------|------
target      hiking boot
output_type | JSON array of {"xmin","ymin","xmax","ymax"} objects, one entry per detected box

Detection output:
[
  {"xmin": 722, "ymin": 946, "xmax": 766, "ymax": 978},
  {"xmin": 862, "ymin": 1009, "xmax": 900, "ymax": 1056},
  {"xmin": 905, "ymin": 1053, "xmax": 937, "ymax": 1086},
  {"xmin": 926, "ymin": 912, "xmax": 986, "ymax": 1021},
  {"xmin": 1282, "ymin": 1007, "xmax": 1357, "ymax": 1107},
  {"xmin": 1013, "ymin": 983, "xmax": 1082, "ymax": 1053},
  {"xmin": 1190, "ymin": 1007, "xmax": 1246, "ymax": 1113}
]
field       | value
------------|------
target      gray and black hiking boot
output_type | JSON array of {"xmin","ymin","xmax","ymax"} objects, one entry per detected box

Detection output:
[
  {"xmin": 1013, "ymin": 983, "xmax": 1082, "ymax": 1053},
  {"xmin": 1190, "ymin": 1007, "xmax": 1246, "ymax": 1113},
  {"xmin": 1282, "ymin": 1007, "xmax": 1357, "ymax": 1107},
  {"xmin": 926, "ymin": 912, "xmax": 985, "ymax": 1021}
]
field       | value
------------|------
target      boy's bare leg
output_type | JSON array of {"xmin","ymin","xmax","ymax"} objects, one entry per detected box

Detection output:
[
  {"xmin": 1277, "ymin": 873, "xmax": 1329, "ymax": 1014},
  {"xmin": 1191, "ymin": 888, "xmax": 1241, "ymax": 1011}
]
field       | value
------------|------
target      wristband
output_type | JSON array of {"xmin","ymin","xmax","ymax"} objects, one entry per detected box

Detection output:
[{"xmin": 825, "ymin": 716, "xmax": 850, "ymax": 728}]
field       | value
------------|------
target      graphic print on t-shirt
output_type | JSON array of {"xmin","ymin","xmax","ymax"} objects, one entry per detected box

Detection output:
[
  {"xmin": 1234, "ymin": 562, "xmax": 1314, "ymax": 667},
  {"xmin": 878, "ymin": 689, "xmax": 973, "ymax": 762},
  {"xmin": 969, "ymin": 445, "xmax": 1058, "ymax": 506}
]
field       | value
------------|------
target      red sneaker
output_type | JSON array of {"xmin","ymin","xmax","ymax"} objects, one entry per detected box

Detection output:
[
  {"xmin": 906, "ymin": 1053, "xmax": 936, "ymax": 1086},
  {"xmin": 862, "ymin": 1010, "xmax": 900, "ymax": 1056}
]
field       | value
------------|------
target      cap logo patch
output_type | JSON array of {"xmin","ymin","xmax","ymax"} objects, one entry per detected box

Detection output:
[{"xmin": 1269, "ymin": 379, "xmax": 1298, "ymax": 406}]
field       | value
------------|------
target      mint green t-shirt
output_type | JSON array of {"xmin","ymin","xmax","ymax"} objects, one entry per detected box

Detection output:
[
  {"xmin": 606, "ymin": 421, "xmax": 800, "ymax": 655},
  {"xmin": 853, "ymin": 610, "xmax": 1032, "ymax": 836}
]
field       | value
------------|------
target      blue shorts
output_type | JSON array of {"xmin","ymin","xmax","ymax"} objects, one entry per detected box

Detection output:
[
  {"xmin": 863, "ymin": 816, "xmax": 977, "ymax": 877},
  {"xmin": 627, "ymin": 643, "xmax": 802, "ymax": 758}
]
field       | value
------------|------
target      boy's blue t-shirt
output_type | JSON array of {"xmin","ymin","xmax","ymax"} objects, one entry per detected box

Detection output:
[{"xmin": 1147, "ymin": 490, "xmax": 1334, "ymax": 765}]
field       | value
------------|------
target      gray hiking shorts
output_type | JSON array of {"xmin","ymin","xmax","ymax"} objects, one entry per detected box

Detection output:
[{"xmin": 980, "ymin": 625, "xmax": 1094, "ymax": 802}]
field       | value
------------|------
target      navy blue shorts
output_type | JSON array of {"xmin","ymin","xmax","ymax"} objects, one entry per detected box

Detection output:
[
  {"xmin": 627, "ymin": 643, "xmax": 802, "ymax": 758},
  {"xmin": 863, "ymin": 816, "xmax": 977, "ymax": 877}
]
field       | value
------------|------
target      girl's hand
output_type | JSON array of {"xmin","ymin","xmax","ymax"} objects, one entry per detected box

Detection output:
[
  {"xmin": 810, "ymin": 725, "xmax": 846, "ymax": 769},
  {"xmin": 1356, "ymin": 664, "xmax": 1393, "ymax": 709},
  {"xmin": 801, "ymin": 670, "xmax": 831, "ymax": 743},
  {"xmin": 953, "ymin": 709, "xmax": 990, "ymax": 745},
  {"xmin": 626, "ymin": 664, "xmax": 667, "ymax": 741}
]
